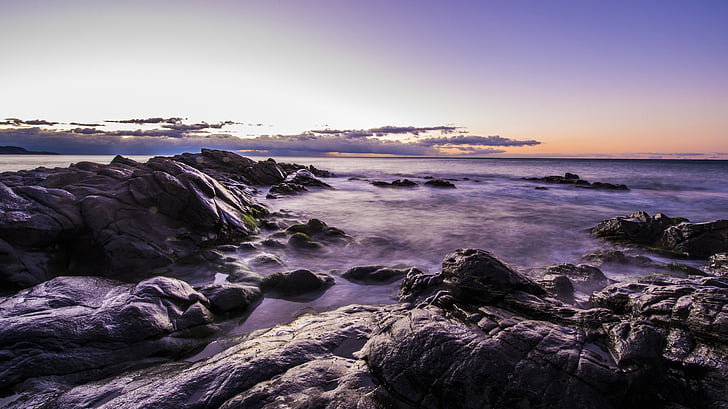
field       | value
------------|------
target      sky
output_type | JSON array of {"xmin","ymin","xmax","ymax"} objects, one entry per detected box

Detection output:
[{"xmin": 1, "ymin": 0, "xmax": 727, "ymax": 157}]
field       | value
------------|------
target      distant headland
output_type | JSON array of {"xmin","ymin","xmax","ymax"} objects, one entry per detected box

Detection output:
[{"xmin": 0, "ymin": 146, "xmax": 59, "ymax": 155}]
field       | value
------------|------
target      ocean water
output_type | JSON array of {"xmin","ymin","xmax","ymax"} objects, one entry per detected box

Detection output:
[{"xmin": 3, "ymin": 155, "xmax": 728, "ymax": 336}]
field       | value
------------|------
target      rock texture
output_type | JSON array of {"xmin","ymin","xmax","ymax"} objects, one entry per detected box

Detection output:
[{"xmin": 0, "ymin": 276, "xmax": 220, "ymax": 389}]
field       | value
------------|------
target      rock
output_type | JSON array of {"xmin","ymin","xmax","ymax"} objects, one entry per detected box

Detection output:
[
  {"xmin": 582, "ymin": 249, "xmax": 654, "ymax": 267},
  {"xmin": 0, "ymin": 153, "xmax": 262, "ymax": 288},
  {"xmin": 196, "ymin": 283, "xmax": 262, "ymax": 314},
  {"xmin": 657, "ymin": 219, "xmax": 728, "ymax": 258},
  {"xmin": 591, "ymin": 211, "xmax": 685, "ymax": 246},
  {"xmin": 267, "ymin": 182, "xmax": 308, "ymax": 197},
  {"xmin": 287, "ymin": 232, "xmax": 324, "ymax": 250},
  {"xmin": 665, "ymin": 262, "xmax": 708, "ymax": 277},
  {"xmin": 249, "ymin": 253, "xmax": 285, "ymax": 268},
  {"xmin": 398, "ymin": 268, "xmax": 445, "ymax": 303},
  {"xmin": 0, "ymin": 276, "xmax": 218, "ymax": 389},
  {"xmin": 284, "ymin": 169, "xmax": 333, "ymax": 189},
  {"xmin": 538, "ymin": 274, "xmax": 576, "ymax": 303},
  {"xmin": 261, "ymin": 269, "xmax": 335, "ymax": 299},
  {"xmin": 342, "ymin": 265, "xmax": 416, "ymax": 285},
  {"xmin": 523, "ymin": 173, "xmax": 629, "ymax": 190},
  {"xmin": 6, "ymin": 249, "xmax": 728, "ymax": 409},
  {"xmin": 11, "ymin": 305, "xmax": 398, "ymax": 409},
  {"xmin": 372, "ymin": 179, "xmax": 418, "ymax": 188},
  {"xmin": 285, "ymin": 218, "xmax": 351, "ymax": 245},
  {"xmin": 592, "ymin": 212, "xmax": 728, "ymax": 259},
  {"xmin": 441, "ymin": 248, "xmax": 545, "ymax": 304},
  {"xmin": 706, "ymin": 253, "xmax": 728, "ymax": 276},
  {"xmin": 543, "ymin": 263, "xmax": 612, "ymax": 294},
  {"xmin": 424, "ymin": 179, "xmax": 456, "ymax": 188}
]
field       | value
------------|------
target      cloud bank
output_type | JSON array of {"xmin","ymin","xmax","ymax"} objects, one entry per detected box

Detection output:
[{"xmin": 0, "ymin": 119, "xmax": 541, "ymax": 156}]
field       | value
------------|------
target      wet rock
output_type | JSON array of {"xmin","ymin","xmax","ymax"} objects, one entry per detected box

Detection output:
[
  {"xmin": 0, "ymin": 276, "xmax": 217, "ymax": 389},
  {"xmin": 9, "ymin": 305, "xmax": 399, "ymax": 409},
  {"xmin": 249, "ymin": 253, "xmax": 285, "ymax": 268},
  {"xmin": 706, "ymin": 253, "xmax": 728, "ymax": 276},
  {"xmin": 261, "ymin": 269, "xmax": 335, "ymax": 299},
  {"xmin": 424, "ymin": 179, "xmax": 456, "ymax": 188},
  {"xmin": 0, "ymin": 154, "xmax": 261, "ymax": 288},
  {"xmin": 591, "ymin": 211, "xmax": 685, "ymax": 246},
  {"xmin": 287, "ymin": 232, "xmax": 324, "ymax": 250},
  {"xmin": 442, "ymin": 248, "xmax": 546, "ymax": 304},
  {"xmin": 342, "ymin": 265, "xmax": 416, "ymax": 285},
  {"xmin": 665, "ymin": 262, "xmax": 708, "ymax": 276},
  {"xmin": 284, "ymin": 169, "xmax": 333, "ymax": 189},
  {"xmin": 582, "ymin": 249, "xmax": 654, "ymax": 267},
  {"xmin": 260, "ymin": 238, "xmax": 286, "ymax": 248},
  {"xmin": 285, "ymin": 218, "xmax": 351, "ymax": 245},
  {"xmin": 543, "ymin": 263, "xmax": 612, "ymax": 294},
  {"xmin": 267, "ymin": 182, "xmax": 307, "ymax": 198},
  {"xmin": 657, "ymin": 219, "xmax": 728, "ymax": 258},
  {"xmin": 196, "ymin": 283, "xmax": 262, "ymax": 314},
  {"xmin": 592, "ymin": 212, "xmax": 728, "ymax": 259},
  {"xmin": 372, "ymin": 179, "xmax": 418, "ymax": 188}
]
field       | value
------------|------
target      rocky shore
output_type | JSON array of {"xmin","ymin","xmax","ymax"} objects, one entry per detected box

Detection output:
[{"xmin": 1, "ymin": 150, "xmax": 726, "ymax": 409}]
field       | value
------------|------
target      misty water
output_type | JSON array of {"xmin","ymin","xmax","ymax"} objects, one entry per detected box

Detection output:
[{"xmin": 2, "ymin": 156, "xmax": 728, "ymax": 342}]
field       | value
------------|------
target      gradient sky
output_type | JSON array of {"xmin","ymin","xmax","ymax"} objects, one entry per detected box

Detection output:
[{"xmin": 1, "ymin": 0, "xmax": 727, "ymax": 157}]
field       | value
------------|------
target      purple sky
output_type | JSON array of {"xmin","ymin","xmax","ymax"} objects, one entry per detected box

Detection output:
[{"xmin": 1, "ymin": 0, "xmax": 726, "ymax": 157}]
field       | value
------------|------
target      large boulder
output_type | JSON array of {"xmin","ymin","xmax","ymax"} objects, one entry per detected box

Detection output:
[
  {"xmin": 591, "ymin": 211, "xmax": 682, "ymax": 245},
  {"xmin": 0, "ymin": 276, "xmax": 218, "ymax": 389},
  {"xmin": 441, "ymin": 248, "xmax": 545, "ymax": 304}
]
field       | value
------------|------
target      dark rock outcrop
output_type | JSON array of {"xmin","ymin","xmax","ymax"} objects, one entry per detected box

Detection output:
[
  {"xmin": 424, "ymin": 179, "xmax": 456, "ymax": 188},
  {"xmin": 523, "ymin": 173, "xmax": 629, "ymax": 190},
  {"xmin": 592, "ymin": 212, "xmax": 728, "ymax": 258},
  {"xmin": 0, "ymin": 150, "xmax": 336, "ymax": 288},
  {"xmin": 285, "ymin": 218, "xmax": 351, "ymax": 245},
  {"xmin": 0, "ymin": 276, "xmax": 218, "ymax": 389},
  {"xmin": 371, "ymin": 179, "xmax": 418, "ymax": 188},
  {"xmin": 0, "ymin": 155, "xmax": 259, "ymax": 288}
]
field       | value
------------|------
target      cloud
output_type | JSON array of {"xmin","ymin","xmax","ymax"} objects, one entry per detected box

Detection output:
[
  {"xmin": 1, "ymin": 118, "xmax": 59, "ymax": 126},
  {"xmin": 0, "ymin": 120, "xmax": 540, "ymax": 156},
  {"xmin": 69, "ymin": 122, "xmax": 104, "ymax": 127},
  {"xmin": 105, "ymin": 117, "xmax": 185, "ymax": 125},
  {"xmin": 310, "ymin": 125, "xmax": 459, "ymax": 139},
  {"xmin": 417, "ymin": 135, "xmax": 541, "ymax": 147}
]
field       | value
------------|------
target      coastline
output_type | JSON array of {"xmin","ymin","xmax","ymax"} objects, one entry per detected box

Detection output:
[{"xmin": 0, "ymin": 149, "xmax": 726, "ymax": 408}]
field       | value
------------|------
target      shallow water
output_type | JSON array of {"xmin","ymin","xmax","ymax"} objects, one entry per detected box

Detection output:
[{"xmin": 3, "ymin": 155, "xmax": 728, "ymax": 335}]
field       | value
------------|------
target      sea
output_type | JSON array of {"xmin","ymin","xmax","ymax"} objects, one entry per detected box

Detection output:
[{"xmin": 2, "ymin": 155, "xmax": 727, "ymax": 341}]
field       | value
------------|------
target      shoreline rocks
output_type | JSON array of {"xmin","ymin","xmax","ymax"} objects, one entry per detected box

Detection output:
[{"xmin": 0, "ymin": 150, "xmax": 333, "ymax": 289}]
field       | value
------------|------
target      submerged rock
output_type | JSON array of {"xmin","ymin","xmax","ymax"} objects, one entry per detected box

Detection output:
[
  {"xmin": 342, "ymin": 265, "xmax": 417, "ymax": 285},
  {"xmin": 371, "ymin": 179, "xmax": 418, "ymax": 188},
  {"xmin": 582, "ymin": 249, "xmax": 654, "ymax": 266},
  {"xmin": 706, "ymin": 253, "xmax": 728, "ymax": 276}
]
